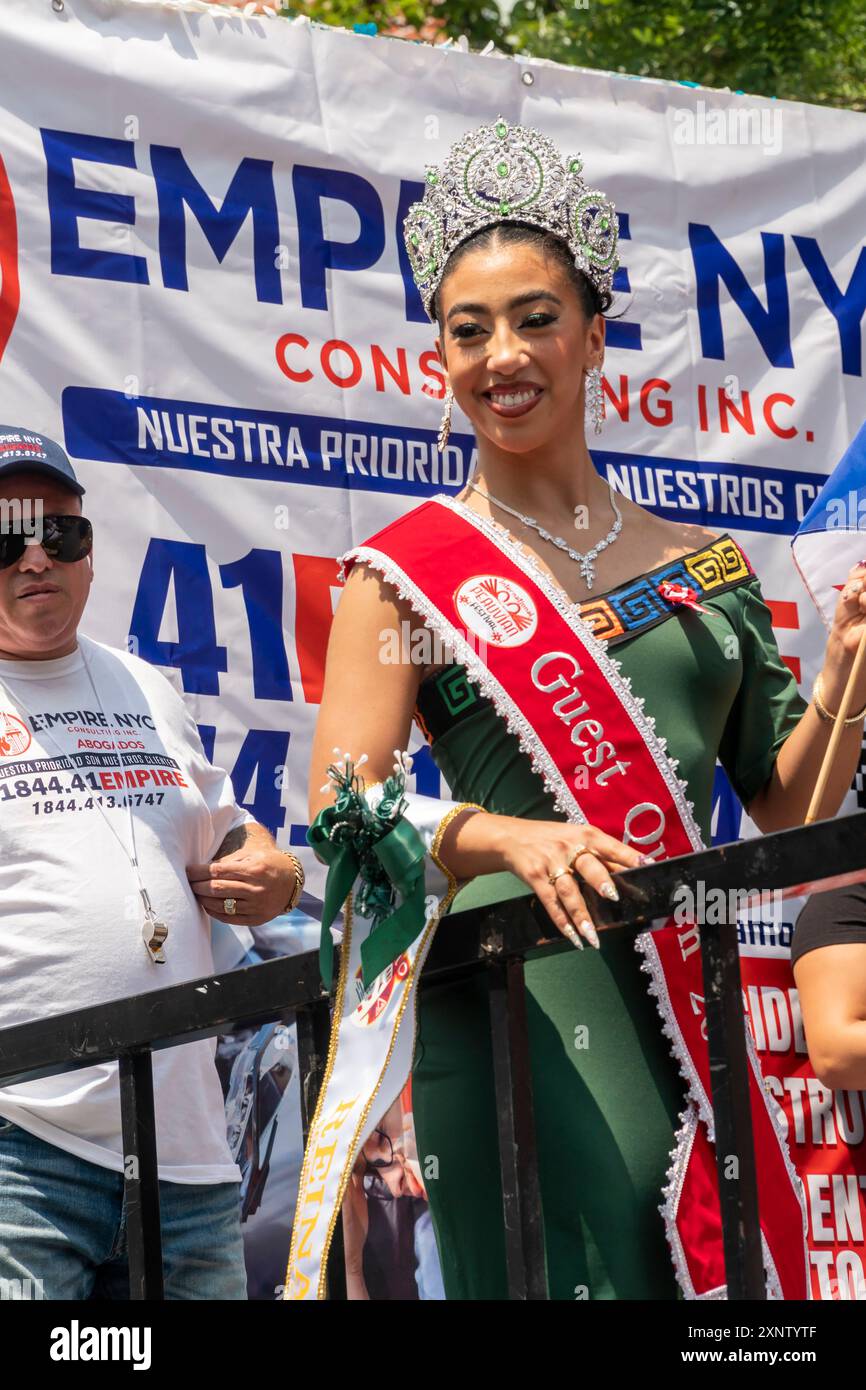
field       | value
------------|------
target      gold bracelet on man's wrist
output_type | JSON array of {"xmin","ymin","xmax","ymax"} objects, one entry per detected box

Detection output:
[
  {"xmin": 280, "ymin": 849, "xmax": 305, "ymax": 912},
  {"xmin": 812, "ymin": 672, "xmax": 866, "ymax": 726}
]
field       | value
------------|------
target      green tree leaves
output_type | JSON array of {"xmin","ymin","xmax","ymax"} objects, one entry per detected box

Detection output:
[{"xmin": 277, "ymin": 0, "xmax": 866, "ymax": 110}]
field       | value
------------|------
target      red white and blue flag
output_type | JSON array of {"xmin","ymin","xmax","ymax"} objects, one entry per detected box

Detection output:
[{"xmin": 793, "ymin": 419, "xmax": 866, "ymax": 627}]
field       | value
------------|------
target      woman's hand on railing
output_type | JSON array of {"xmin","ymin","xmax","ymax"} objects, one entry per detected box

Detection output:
[{"xmin": 437, "ymin": 810, "xmax": 646, "ymax": 951}]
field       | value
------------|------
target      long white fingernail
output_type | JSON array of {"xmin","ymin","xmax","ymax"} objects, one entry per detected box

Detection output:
[
  {"xmin": 581, "ymin": 920, "xmax": 601, "ymax": 950},
  {"xmin": 600, "ymin": 882, "xmax": 619, "ymax": 901},
  {"xmin": 563, "ymin": 925, "xmax": 585, "ymax": 951}
]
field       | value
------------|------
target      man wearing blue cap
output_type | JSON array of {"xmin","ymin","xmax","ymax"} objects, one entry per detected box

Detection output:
[{"xmin": 0, "ymin": 427, "xmax": 303, "ymax": 1300}]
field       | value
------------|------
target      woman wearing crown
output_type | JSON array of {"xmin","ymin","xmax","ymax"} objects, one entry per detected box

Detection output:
[{"xmin": 283, "ymin": 117, "xmax": 866, "ymax": 1302}]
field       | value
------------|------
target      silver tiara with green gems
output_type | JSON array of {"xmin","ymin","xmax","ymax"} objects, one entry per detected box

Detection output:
[{"xmin": 403, "ymin": 114, "xmax": 619, "ymax": 324}]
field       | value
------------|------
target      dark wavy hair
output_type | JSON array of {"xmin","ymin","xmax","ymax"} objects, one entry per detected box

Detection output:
[{"xmin": 432, "ymin": 221, "xmax": 616, "ymax": 338}]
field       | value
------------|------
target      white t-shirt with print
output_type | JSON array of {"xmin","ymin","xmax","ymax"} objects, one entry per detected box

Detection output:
[{"xmin": 0, "ymin": 634, "xmax": 252, "ymax": 1183}]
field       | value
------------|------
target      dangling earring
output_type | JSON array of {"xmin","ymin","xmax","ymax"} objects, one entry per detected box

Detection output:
[
  {"xmin": 437, "ymin": 384, "xmax": 454, "ymax": 454},
  {"xmin": 584, "ymin": 365, "xmax": 605, "ymax": 436}
]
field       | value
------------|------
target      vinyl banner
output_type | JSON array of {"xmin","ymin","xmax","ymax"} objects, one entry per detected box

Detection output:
[{"xmin": 0, "ymin": 0, "xmax": 865, "ymax": 1298}]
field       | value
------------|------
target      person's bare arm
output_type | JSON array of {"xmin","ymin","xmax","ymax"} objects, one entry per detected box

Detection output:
[
  {"xmin": 308, "ymin": 562, "xmax": 431, "ymax": 823},
  {"xmin": 309, "ymin": 562, "xmax": 644, "ymax": 949},
  {"xmin": 747, "ymin": 565, "xmax": 866, "ymax": 832},
  {"xmin": 794, "ymin": 944, "xmax": 866, "ymax": 1090},
  {"xmin": 341, "ymin": 1168, "xmax": 370, "ymax": 1301},
  {"xmin": 214, "ymin": 821, "xmax": 274, "ymax": 858}
]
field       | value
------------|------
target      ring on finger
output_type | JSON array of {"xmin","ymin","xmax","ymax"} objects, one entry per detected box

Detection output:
[
  {"xmin": 569, "ymin": 844, "xmax": 596, "ymax": 871},
  {"xmin": 547, "ymin": 866, "xmax": 572, "ymax": 886},
  {"xmin": 223, "ymin": 897, "xmax": 237, "ymax": 915}
]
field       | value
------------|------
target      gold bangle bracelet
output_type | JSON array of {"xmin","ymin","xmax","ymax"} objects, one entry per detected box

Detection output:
[
  {"xmin": 430, "ymin": 802, "xmax": 486, "ymax": 892},
  {"xmin": 280, "ymin": 848, "xmax": 305, "ymax": 912},
  {"xmin": 431, "ymin": 802, "xmax": 486, "ymax": 861},
  {"xmin": 812, "ymin": 673, "xmax": 866, "ymax": 727}
]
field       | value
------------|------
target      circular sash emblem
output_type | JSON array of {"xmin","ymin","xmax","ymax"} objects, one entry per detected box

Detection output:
[
  {"xmin": 453, "ymin": 574, "xmax": 538, "ymax": 648},
  {"xmin": 350, "ymin": 952, "xmax": 411, "ymax": 1029},
  {"xmin": 0, "ymin": 711, "xmax": 31, "ymax": 756}
]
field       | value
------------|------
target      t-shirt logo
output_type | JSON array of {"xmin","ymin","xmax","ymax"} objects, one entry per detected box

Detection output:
[{"xmin": 0, "ymin": 711, "xmax": 31, "ymax": 756}]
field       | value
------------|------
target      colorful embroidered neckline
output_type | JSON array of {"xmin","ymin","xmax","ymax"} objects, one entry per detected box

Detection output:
[{"xmin": 575, "ymin": 533, "xmax": 752, "ymax": 645}]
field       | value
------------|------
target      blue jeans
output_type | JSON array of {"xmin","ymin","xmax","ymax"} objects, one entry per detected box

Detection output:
[{"xmin": 0, "ymin": 1116, "xmax": 248, "ymax": 1300}]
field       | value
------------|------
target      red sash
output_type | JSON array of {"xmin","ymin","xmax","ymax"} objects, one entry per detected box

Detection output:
[{"xmin": 343, "ymin": 494, "xmax": 809, "ymax": 1299}]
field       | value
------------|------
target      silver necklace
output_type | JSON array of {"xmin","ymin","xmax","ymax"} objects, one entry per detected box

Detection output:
[
  {"xmin": 465, "ymin": 478, "xmax": 622, "ymax": 591},
  {"xmin": 0, "ymin": 642, "xmax": 168, "ymax": 963}
]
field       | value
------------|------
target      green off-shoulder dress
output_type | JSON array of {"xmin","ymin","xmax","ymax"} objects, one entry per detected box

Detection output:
[{"xmin": 409, "ymin": 544, "xmax": 807, "ymax": 1301}]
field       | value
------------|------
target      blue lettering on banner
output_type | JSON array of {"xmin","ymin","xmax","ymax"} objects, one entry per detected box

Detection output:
[
  {"xmin": 40, "ymin": 128, "xmax": 865, "ymax": 372},
  {"xmin": 691, "ymin": 223, "xmax": 866, "ymax": 377},
  {"xmin": 197, "ymin": 724, "xmax": 217, "ymax": 764},
  {"xmin": 152, "ymin": 146, "xmax": 282, "ymax": 305},
  {"xmin": 130, "ymin": 539, "xmax": 228, "ymax": 695},
  {"xmin": 690, "ymin": 224, "xmax": 793, "ymax": 367},
  {"xmin": 794, "ymin": 234, "xmax": 866, "ymax": 377},
  {"xmin": 42, "ymin": 129, "xmax": 149, "ymax": 285},
  {"xmin": 220, "ymin": 551, "xmax": 293, "ymax": 701},
  {"xmin": 198, "ymin": 722, "xmax": 288, "ymax": 835},
  {"xmin": 64, "ymin": 387, "xmax": 826, "ymax": 531},
  {"xmin": 129, "ymin": 538, "xmax": 299, "ymax": 704},
  {"xmin": 295, "ymin": 165, "xmax": 386, "ymax": 313},
  {"xmin": 232, "ymin": 728, "xmax": 290, "ymax": 835},
  {"xmin": 62, "ymin": 387, "xmax": 476, "ymax": 496},
  {"xmin": 602, "ymin": 451, "xmax": 827, "ymax": 535}
]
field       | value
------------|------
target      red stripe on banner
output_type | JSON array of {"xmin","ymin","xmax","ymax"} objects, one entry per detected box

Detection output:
[
  {"xmin": 292, "ymin": 552, "xmax": 342, "ymax": 704},
  {"xmin": 0, "ymin": 153, "xmax": 20, "ymax": 367}
]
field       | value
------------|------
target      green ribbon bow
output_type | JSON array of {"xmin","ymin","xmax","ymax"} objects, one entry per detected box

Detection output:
[{"xmin": 307, "ymin": 806, "xmax": 428, "ymax": 991}]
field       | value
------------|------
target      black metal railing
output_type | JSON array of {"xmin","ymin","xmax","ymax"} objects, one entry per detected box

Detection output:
[{"xmin": 1, "ymin": 809, "xmax": 865, "ymax": 1301}]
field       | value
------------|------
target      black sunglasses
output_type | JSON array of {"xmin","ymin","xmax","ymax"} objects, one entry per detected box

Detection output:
[
  {"xmin": 0, "ymin": 515, "xmax": 93, "ymax": 570},
  {"xmin": 364, "ymin": 1129, "xmax": 395, "ymax": 1172}
]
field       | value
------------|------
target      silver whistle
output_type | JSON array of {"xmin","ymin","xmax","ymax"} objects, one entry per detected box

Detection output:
[{"xmin": 143, "ymin": 916, "xmax": 168, "ymax": 963}]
